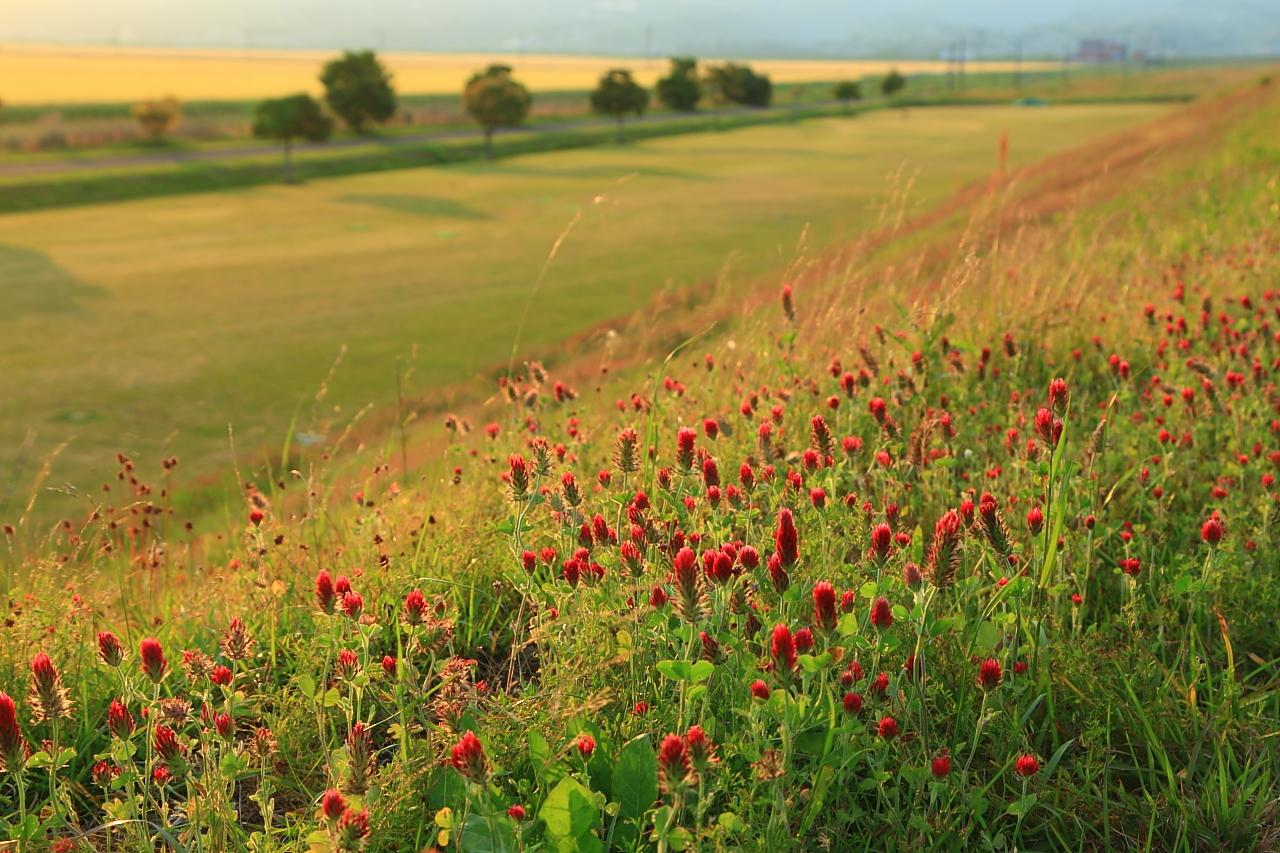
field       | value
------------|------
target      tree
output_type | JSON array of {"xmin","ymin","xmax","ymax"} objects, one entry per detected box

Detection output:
[
  {"xmin": 251, "ymin": 94, "xmax": 333, "ymax": 183},
  {"xmin": 740, "ymin": 67, "xmax": 773, "ymax": 107},
  {"xmin": 132, "ymin": 97, "xmax": 182, "ymax": 141},
  {"xmin": 320, "ymin": 50, "xmax": 397, "ymax": 133},
  {"xmin": 590, "ymin": 69, "xmax": 649, "ymax": 143},
  {"xmin": 705, "ymin": 63, "xmax": 772, "ymax": 108},
  {"xmin": 832, "ymin": 81, "xmax": 862, "ymax": 113},
  {"xmin": 463, "ymin": 65, "xmax": 532, "ymax": 159},
  {"xmin": 881, "ymin": 68, "xmax": 907, "ymax": 99},
  {"xmin": 656, "ymin": 57, "xmax": 700, "ymax": 111}
]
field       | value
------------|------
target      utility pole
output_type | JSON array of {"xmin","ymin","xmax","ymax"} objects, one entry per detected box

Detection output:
[{"xmin": 976, "ymin": 29, "xmax": 984, "ymax": 85}]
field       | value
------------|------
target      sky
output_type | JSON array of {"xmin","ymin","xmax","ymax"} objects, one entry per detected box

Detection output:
[{"xmin": 1, "ymin": 0, "xmax": 1277, "ymax": 58}]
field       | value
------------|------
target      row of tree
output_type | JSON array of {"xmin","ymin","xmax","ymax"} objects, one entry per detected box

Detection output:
[
  {"xmin": 250, "ymin": 51, "xmax": 393, "ymax": 180},
  {"xmin": 654, "ymin": 58, "xmax": 773, "ymax": 110},
  {"xmin": 833, "ymin": 69, "xmax": 908, "ymax": 110},
  {"xmin": 457, "ymin": 60, "xmax": 907, "ymax": 152},
  {"xmin": 243, "ymin": 51, "xmax": 911, "ymax": 179},
  {"xmin": 109, "ymin": 51, "xmax": 395, "ymax": 170}
]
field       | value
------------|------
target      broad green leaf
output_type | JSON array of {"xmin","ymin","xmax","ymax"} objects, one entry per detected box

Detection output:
[
  {"xmin": 718, "ymin": 812, "xmax": 745, "ymax": 834},
  {"xmin": 797, "ymin": 654, "xmax": 825, "ymax": 675},
  {"xmin": 655, "ymin": 660, "xmax": 693, "ymax": 682},
  {"xmin": 461, "ymin": 812, "xmax": 519, "ymax": 853},
  {"xmin": 613, "ymin": 735, "xmax": 658, "ymax": 819},
  {"xmin": 689, "ymin": 660, "xmax": 715, "ymax": 683},
  {"xmin": 529, "ymin": 730, "xmax": 566, "ymax": 788},
  {"xmin": 611, "ymin": 735, "xmax": 658, "ymax": 849},
  {"xmin": 667, "ymin": 827, "xmax": 693, "ymax": 851},
  {"xmin": 794, "ymin": 730, "xmax": 827, "ymax": 756},
  {"xmin": 838, "ymin": 612, "xmax": 860, "ymax": 637},
  {"xmin": 974, "ymin": 620, "xmax": 1000, "ymax": 653},
  {"xmin": 219, "ymin": 751, "xmax": 249, "ymax": 777},
  {"xmin": 539, "ymin": 776, "xmax": 601, "ymax": 845}
]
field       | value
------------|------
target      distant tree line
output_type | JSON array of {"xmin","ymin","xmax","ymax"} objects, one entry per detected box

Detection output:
[
  {"xmin": 112, "ymin": 50, "xmax": 906, "ymax": 181},
  {"xmin": 653, "ymin": 59, "xmax": 775, "ymax": 110},
  {"xmin": 251, "ymin": 50, "xmax": 399, "ymax": 181},
  {"xmin": 6, "ymin": 51, "xmax": 910, "ymax": 170}
]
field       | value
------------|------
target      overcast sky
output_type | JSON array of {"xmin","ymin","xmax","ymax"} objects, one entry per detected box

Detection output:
[{"xmin": 2, "ymin": 0, "xmax": 1277, "ymax": 57}]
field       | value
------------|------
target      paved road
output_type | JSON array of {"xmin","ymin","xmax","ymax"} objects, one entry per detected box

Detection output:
[{"xmin": 0, "ymin": 101, "xmax": 846, "ymax": 177}]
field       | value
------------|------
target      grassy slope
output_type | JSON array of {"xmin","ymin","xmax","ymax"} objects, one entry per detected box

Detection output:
[
  {"xmin": 0, "ymin": 78, "xmax": 1275, "ymax": 851},
  {"xmin": 0, "ymin": 103, "xmax": 1167, "ymax": 529}
]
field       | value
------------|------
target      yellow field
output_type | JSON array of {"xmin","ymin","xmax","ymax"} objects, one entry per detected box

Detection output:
[{"xmin": 0, "ymin": 42, "xmax": 1053, "ymax": 104}]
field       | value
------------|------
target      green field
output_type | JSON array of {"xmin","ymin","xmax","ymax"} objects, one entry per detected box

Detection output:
[{"xmin": 0, "ymin": 103, "xmax": 1167, "ymax": 523}]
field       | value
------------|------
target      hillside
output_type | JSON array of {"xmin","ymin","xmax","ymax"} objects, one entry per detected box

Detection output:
[
  {"xmin": 0, "ymin": 74, "xmax": 1277, "ymax": 851},
  {"xmin": 0, "ymin": 102, "xmax": 1167, "ymax": 529}
]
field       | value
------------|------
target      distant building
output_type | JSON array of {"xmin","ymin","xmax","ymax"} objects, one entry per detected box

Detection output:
[{"xmin": 1077, "ymin": 39, "xmax": 1128, "ymax": 63}]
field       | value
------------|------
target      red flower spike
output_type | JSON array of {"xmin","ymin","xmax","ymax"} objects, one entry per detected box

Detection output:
[
  {"xmin": 140, "ymin": 637, "xmax": 167, "ymax": 683},
  {"xmin": 870, "ymin": 597, "xmax": 893, "ymax": 630},
  {"xmin": 770, "ymin": 623, "xmax": 797, "ymax": 675},
  {"xmin": 321, "ymin": 789, "xmax": 347, "ymax": 822},
  {"xmin": 978, "ymin": 658, "xmax": 1002, "ymax": 690},
  {"xmin": 450, "ymin": 730, "xmax": 488, "ymax": 782},
  {"xmin": 774, "ymin": 509, "xmax": 799, "ymax": 567},
  {"xmin": 812, "ymin": 581, "xmax": 837, "ymax": 631}
]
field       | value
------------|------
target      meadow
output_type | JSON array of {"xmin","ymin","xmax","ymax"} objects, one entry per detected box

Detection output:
[
  {"xmin": 0, "ymin": 68, "xmax": 1274, "ymax": 852},
  {"xmin": 0, "ymin": 103, "xmax": 1169, "ymax": 529}
]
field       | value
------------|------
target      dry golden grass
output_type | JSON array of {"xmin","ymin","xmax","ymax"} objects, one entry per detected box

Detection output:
[{"xmin": 0, "ymin": 42, "xmax": 1054, "ymax": 105}]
